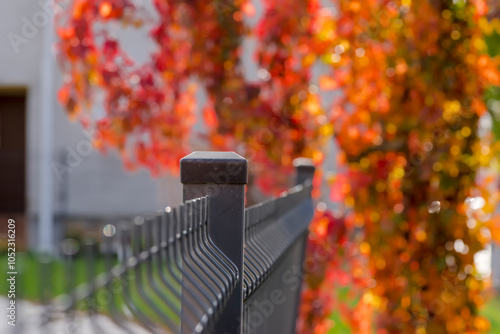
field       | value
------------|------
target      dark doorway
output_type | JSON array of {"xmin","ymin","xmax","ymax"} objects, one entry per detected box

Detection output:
[
  {"xmin": 0, "ymin": 89, "xmax": 27, "ymax": 249},
  {"xmin": 0, "ymin": 92, "xmax": 26, "ymax": 212}
]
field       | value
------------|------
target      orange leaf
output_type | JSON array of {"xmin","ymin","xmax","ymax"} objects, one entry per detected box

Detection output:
[{"xmin": 319, "ymin": 75, "xmax": 338, "ymax": 90}]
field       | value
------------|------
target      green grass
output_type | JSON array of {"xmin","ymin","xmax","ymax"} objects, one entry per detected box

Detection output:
[
  {"xmin": 327, "ymin": 287, "xmax": 359, "ymax": 334},
  {"xmin": 481, "ymin": 296, "xmax": 500, "ymax": 334},
  {"xmin": 2, "ymin": 253, "xmax": 499, "ymax": 332},
  {"xmin": 0, "ymin": 252, "xmax": 182, "ymax": 330},
  {"xmin": 0, "ymin": 252, "xmax": 103, "ymax": 300},
  {"xmin": 328, "ymin": 310, "xmax": 351, "ymax": 334},
  {"xmin": 325, "ymin": 288, "xmax": 500, "ymax": 334}
]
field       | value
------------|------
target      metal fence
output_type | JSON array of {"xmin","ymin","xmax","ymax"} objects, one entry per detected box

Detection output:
[{"xmin": 15, "ymin": 151, "xmax": 315, "ymax": 334}]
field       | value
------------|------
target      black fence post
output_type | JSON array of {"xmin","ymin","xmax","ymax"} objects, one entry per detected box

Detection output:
[
  {"xmin": 293, "ymin": 158, "xmax": 315, "ymax": 186},
  {"xmin": 292, "ymin": 157, "xmax": 315, "ymax": 332},
  {"xmin": 181, "ymin": 151, "xmax": 248, "ymax": 334}
]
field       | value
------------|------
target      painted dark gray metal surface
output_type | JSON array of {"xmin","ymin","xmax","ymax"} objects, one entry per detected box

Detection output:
[
  {"xmin": 181, "ymin": 151, "xmax": 248, "ymax": 185},
  {"xmin": 293, "ymin": 157, "xmax": 315, "ymax": 186},
  {"xmin": 242, "ymin": 198, "xmax": 314, "ymax": 334},
  {"xmin": 181, "ymin": 151, "xmax": 247, "ymax": 334},
  {"xmin": 291, "ymin": 158, "xmax": 316, "ymax": 333}
]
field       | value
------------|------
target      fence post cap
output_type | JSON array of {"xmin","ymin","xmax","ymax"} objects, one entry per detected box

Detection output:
[
  {"xmin": 293, "ymin": 157, "xmax": 315, "ymax": 186},
  {"xmin": 293, "ymin": 157, "xmax": 315, "ymax": 169},
  {"xmin": 180, "ymin": 151, "xmax": 248, "ymax": 184}
]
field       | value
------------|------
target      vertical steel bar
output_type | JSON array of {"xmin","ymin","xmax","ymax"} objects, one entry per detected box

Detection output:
[
  {"xmin": 181, "ymin": 151, "xmax": 248, "ymax": 334},
  {"xmin": 290, "ymin": 158, "xmax": 315, "ymax": 333}
]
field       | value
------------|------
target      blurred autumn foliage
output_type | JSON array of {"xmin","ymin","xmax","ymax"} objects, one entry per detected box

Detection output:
[
  {"xmin": 56, "ymin": 0, "xmax": 500, "ymax": 333},
  {"xmin": 319, "ymin": 1, "xmax": 500, "ymax": 332}
]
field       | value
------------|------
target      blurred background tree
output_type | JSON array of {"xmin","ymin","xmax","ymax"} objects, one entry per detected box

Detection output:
[
  {"xmin": 313, "ymin": 1, "xmax": 500, "ymax": 333},
  {"xmin": 56, "ymin": 0, "xmax": 500, "ymax": 333}
]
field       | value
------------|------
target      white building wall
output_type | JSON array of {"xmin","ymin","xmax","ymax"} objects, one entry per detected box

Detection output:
[
  {"xmin": 1, "ymin": 0, "xmax": 45, "ymax": 222},
  {"xmin": 0, "ymin": 1, "xmax": 184, "ymax": 247}
]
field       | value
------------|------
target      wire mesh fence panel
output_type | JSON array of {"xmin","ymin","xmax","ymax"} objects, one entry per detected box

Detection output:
[
  {"xmin": 6, "ymin": 152, "xmax": 315, "ymax": 334},
  {"xmin": 242, "ymin": 182, "xmax": 314, "ymax": 334},
  {"xmin": 16, "ymin": 197, "xmax": 237, "ymax": 334}
]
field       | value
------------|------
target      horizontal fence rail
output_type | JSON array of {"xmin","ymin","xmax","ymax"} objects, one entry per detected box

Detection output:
[{"xmin": 11, "ymin": 152, "xmax": 315, "ymax": 334}]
